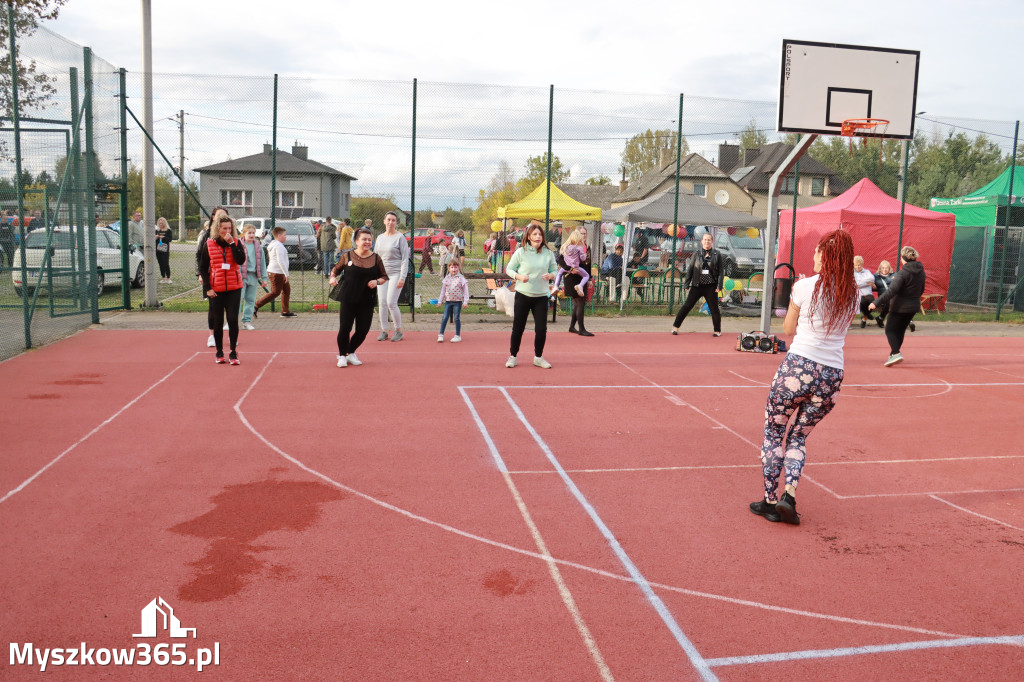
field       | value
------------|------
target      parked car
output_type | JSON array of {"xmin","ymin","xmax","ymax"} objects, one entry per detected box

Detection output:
[
  {"xmin": 11, "ymin": 226, "xmax": 145, "ymax": 296},
  {"xmin": 714, "ymin": 229, "xmax": 765, "ymax": 277},
  {"xmin": 237, "ymin": 217, "xmax": 272, "ymax": 240},
  {"xmin": 406, "ymin": 228, "xmax": 454, "ymax": 255},
  {"xmin": 261, "ymin": 219, "xmax": 318, "ymax": 269}
]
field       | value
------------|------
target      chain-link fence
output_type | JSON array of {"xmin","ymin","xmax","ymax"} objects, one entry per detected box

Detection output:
[{"xmin": 3, "ymin": 18, "xmax": 1023, "ymax": 358}]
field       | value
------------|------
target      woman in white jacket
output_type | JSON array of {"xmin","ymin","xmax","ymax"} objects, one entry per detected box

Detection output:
[{"xmin": 374, "ymin": 211, "xmax": 411, "ymax": 341}]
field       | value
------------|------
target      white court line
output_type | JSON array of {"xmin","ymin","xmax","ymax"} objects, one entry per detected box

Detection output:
[
  {"xmin": 728, "ymin": 370, "xmax": 769, "ymax": 386},
  {"xmin": 706, "ymin": 635, "xmax": 1024, "ymax": 667},
  {"xmin": 1, "ymin": 352, "xmax": 200, "ymax": 506},
  {"xmin": 457, "ymin": 387, "xmax": 612, "ymax": 680},
  {"xmin": 499, "ymin": 387, "xmax": 718, "ymax": 682},
  {"xmin": 508, "ymin": 454, "xmax": 1024, "ymax": 475},
  {"xmin": 227, "ymin": 362, "xmax": 978, "ymax": 646},
  {"xmin": 840, "ymin": 486, "xmax": 1024, "ymax": 500},
  {"xmin": 982, "ymin": 366, "xmax": 1024, "ymax": 380},
  {"xmin": 463, "ymin": 381, "xmax": 1024, "ymax": 390},
  {"xmin": 929, "ymin": 495, "xmax": 1024, "ymax": 532}
]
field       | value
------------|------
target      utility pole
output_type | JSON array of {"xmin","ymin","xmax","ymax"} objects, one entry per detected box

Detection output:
[
  {"xmin": 178, "ymin": 110, "xmax": 185, "ymax": 240},
  {"xmin": 141, "ymin": 0, "xmax": 157, "ymax": 307}
]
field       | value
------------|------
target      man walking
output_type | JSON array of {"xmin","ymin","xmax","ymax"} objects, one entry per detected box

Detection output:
[{"xmin": 319, "ymin": 216, "xmax": 337, "ymax": 276}]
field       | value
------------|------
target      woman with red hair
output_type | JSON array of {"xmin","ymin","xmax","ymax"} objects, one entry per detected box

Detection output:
[{"xmin": 750, "ymin": 229, "xmax": 858, "ymax": 525}]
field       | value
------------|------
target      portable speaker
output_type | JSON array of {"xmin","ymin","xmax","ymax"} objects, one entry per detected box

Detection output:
[{"xmin": 736, "ymin": 331, "xmax": 781, "ymax": 354}]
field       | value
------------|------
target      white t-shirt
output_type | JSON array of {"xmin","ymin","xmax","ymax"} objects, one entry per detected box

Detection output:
[
  {"xmin": 854, "ymin": 268, "xmax": 874, "ymax": 297},
  {"xmin": 786, "ymin": 275, "xmax": 856, "ymax": 370}
]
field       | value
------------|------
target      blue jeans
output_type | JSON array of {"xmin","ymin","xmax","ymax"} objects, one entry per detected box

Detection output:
[
  {"xmin": 322, "ymin": 250, "xmax": 336, "ymax": 275},
  {"xmin": 440, "ymin": 301, "xmax": 462, "ymax": 335}
]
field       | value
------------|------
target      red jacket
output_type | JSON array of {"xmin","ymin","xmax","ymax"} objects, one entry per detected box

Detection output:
[{"xmin": 206, "ymin": 239, "xmax": 243, "ymax": 292}]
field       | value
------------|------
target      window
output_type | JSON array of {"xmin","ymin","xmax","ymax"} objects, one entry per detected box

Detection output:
[
  {"xmin": 781, "ymin": 175, "xmax": 796, "ymax": 193},
  {"xmin": 811, "ymin": 177, "xmax": 825, "ymax": 196},
  {"xmin": 276, "ymin": 191, "xmax": 303, "ymax": 208},
  {"xmin": 221, "ymin": 190, "xmax": 252, "ymax": 208},
  {"xmin": 716, "ymin": 233, "xmax": 729, "ymax": 249},
  {"xmin": 692, "ymin": 183, "xmax": 707, "ymax": 197}
]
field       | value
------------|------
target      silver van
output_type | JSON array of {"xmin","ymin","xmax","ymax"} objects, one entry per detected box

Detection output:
[{"xmin": 714, "ymin": 229, "xmax": 765, "ymax": 278}]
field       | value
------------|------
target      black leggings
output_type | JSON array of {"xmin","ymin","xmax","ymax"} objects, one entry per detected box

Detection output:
[
  {"xmin": 210, "ymin": 288, "xmax": 241, "ymax": 354},
  {"xmin": 510, "ymin": 292, "xmax": 548, "ymax": 358},
  {"xmin": 337, "ymin": 299, "xmax": 375, "ymax": 356},
  {"xmin": 859, "ymin": 295, "xmax": 875, "ymax": 318},
  {"xmin": 673, "ymin": 285, "xmax": 721, "ymax": 332},
  {"xmin": 569, "ymin": 296, "xmax": 587, "ymax": 332},
  {"xmin": 156, "ymin": 249, "xmax": 171, "ymax": 278},
  {"xmin": 884, "ymin": 311, "xmax": 916, "ymax": 354}
]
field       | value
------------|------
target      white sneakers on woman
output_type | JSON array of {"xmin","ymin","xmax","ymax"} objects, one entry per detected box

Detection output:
[
  {"xmin": 533, "ymin": 356, "xmax": 552, "ymax": 369},
  {"xmin": 336, "ymin": 354, "xmax": 362, "ymax": 367}
]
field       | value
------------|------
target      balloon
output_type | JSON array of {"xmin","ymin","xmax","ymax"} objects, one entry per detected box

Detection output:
[
  {"xmin": 775, "ymin": 308, "xmax": 786, "ymax": 317},
  {"xmin": 684, "ymin": 225, "xmax": 694, "ymax": 238},
  {"xmin": 693, "ymin": 226, "xmax": 706, "ymax": 237},
  {"xmin": 723, "ymin": 278, "xmax": 734, "ymax": 291},
  {"xmin": 664, "ymin": 224, "xmax": 677, "ymax": 237},
  {"xmin": 613, "ymin": 224, "xmax": 625, "ymax": 237},
  {"xmin": 747, "ymin": 228, "xmax": 760, "ymax": 238},
  {"xmin": 727, "ymin": 227, "xmax": 737, "ymax": 236},
  {"xmin": 490, "ymin": 220, "xmax": 502, "ymax": 232}
]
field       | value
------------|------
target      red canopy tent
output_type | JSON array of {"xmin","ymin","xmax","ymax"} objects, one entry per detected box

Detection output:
[{"xmin": 778, "ymin": 178, "xmax": 956, "ymax": 304}]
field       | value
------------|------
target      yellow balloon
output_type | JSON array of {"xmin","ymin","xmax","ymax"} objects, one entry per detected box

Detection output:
[
  {"xmin": 491, "ymin": 220, "xmax": 502, "ymax": 232},
  {"xmin": 665, "ymin": 224, "xmax": 677, "ymax": 237},
  {"xmin": 747, "ymin": 228, "xmax": 759, "ymax": 238}
]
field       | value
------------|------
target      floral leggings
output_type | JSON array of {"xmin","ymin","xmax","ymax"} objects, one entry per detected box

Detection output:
[{"xmin": 760, "ymin": 353, "xmax": 844, "ymax": 502}]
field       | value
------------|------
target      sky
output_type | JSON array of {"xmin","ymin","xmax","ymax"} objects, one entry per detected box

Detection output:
[{"xmin": 26, "ymin": 0, "xmax": 1024, "ymax": 209}]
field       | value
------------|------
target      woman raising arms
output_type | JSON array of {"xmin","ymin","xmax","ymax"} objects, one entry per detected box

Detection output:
[{"xmin": 750, "ymin": 229, "xmax": 858, "ymax": 525}]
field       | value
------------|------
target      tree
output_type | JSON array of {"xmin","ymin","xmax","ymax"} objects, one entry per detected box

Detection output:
[
  {"xmin": 620, "ymin": 129, "xmax": 689, "ymax": 180},
  {"xmin": 351, "ymin": 196, "xmax": 401, "ymax": 232},
  {"xmin": 584, "ymin": 175, "xmax": 611, "ymax": 186},
  {"xmin": 0, "ymin": 1, "xmax": 69, "ymax": 159},
  {"xmin": 906, "ymin": 131, "xmax": 1005, "ymax": 207},
  {"xmin": 739, "ymin": 119, "xmax": 768, "ymax": 154},
  {"xmin": 442, "ymin": 207, "xmax": 474, "ymax": 235},
  {"xmin": 524, "ymin": 152, "xmax": 569, "ymax": 184}
]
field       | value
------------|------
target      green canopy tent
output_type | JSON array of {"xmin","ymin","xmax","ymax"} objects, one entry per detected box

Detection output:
[{"xmin": 931, "ymin": 166, "xmax": 1024, "ymax": 307}]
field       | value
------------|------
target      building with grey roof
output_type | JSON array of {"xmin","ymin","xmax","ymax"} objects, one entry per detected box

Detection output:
[{"xmin": 196, "ymin": 143, "xmax": 357, "ymax": 220}]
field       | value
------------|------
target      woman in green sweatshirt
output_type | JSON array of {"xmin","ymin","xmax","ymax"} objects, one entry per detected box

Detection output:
[{"xmin": 505, "ymin": 221, "xmax": 557, "ymax": 368}]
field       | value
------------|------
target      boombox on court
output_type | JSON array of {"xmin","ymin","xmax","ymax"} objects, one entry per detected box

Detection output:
[{"xmin": 735, "ymin": 331, "xmax": 786, "ymax": 354}]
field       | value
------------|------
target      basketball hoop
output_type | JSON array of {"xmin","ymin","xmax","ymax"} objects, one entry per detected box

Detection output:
[{"xmin": 840, "ymin": 118, "xmax": 890, "ymax": 137}]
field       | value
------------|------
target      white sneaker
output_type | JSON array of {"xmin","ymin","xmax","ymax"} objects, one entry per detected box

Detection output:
[
  {"xmin": 533, "ymin": 356, "xmax": 552, "ymax": 369},
  {"xmin": 243, "ymin": 322, "xmax": 255, "ymax": 330},
  {"xmin": 884, "ymin": 352, "xmax": 904, "ymax": 367},
  {"xmin": 336, "ymin": 355, "xmax": 348, "ymax": 368},
  {"xmin": 223, "ymin": 323, "xmax": 229, "ymax": 330},
  {"xmin": 166, "ymin": 279, "xmax": 173, "ymax": 284},
  {"xmin": 574, "ymin": 284, "xmax": 585, "ymax": 297},
  {"xmin": 505, "ymin": 355, "xmax": 517, "ymax": 368},
  {"xmin": 437, "ymin": 334, "xmax": 444, "ymax": 343},
  {"xmin": 451, "ymin": 335, "xmax": 461, "ymax": 343},
  {"xmin": 346, "ymin": 353, "xmax": 362, "ymax": 366},
  {"xmin": 206, "ymin": 334, "xmax": 215, "ymax": 348}
]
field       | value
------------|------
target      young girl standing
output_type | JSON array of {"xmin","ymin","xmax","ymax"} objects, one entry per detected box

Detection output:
[
  {"xmin": 750, "ymin": 229, "xmax": 858, "ymax": 525},
  {"xmin": 437, "ymin": 261, "xmax": 470, "ymax": 343}
]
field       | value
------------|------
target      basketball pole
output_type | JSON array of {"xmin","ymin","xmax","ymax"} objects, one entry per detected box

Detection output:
[{"xmin": 760, "ymin": 134, "xmax": 816, "ymax": 335}]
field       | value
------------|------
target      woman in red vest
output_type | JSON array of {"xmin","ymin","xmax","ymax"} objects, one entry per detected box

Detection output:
[{"xmin": 198, "ymin": 214, "xmax": 247, "ymax": 364}]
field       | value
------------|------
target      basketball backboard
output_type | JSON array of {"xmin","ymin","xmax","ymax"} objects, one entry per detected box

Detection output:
[{"xmin": 778, "ymin": 40, "xmax": 919, "ymax": 139}]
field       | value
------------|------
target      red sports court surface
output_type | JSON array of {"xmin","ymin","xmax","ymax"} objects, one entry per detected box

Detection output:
[{"xmin": 1, "ymin": 328, "xmax": 1022, "ymax": 680}]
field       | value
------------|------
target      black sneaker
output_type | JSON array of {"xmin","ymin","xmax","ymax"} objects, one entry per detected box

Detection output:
[
  {"xmin": 909, "ymin": 321, "xmax": 916, "ymax": 332},
  {"xmin": 281, "ymin": 312, "xmax": 297, "ymax": 318},
  {"xmin": 876, "ymin": 317, "xmax": 884, "ymax": 328},
  {"xmin": 776, "ymin": 492, "xmax": 800, "ymax": 525},
  {"xmin": 749, "ymin": 499, "xmax": 780, "ymax": 522}
]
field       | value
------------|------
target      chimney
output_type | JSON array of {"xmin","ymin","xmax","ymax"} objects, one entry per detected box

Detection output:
[
  {"xmin": 619, "ymin": 179, "xmax": 629, "ymax": 192},
  {"xmin": 291, "ymin": 142, "xmax": 308, "ymax": 160},
  {"xmin": 718, "ymin": 143, "xmax": 739, "ymax": 172},
  {"xmin": 263, "ymin": 144, "xmax": 273, "ymax": 155},
  {"xmin": 659, "ymin": 148, "xmax": 673, "ymax": 168}
]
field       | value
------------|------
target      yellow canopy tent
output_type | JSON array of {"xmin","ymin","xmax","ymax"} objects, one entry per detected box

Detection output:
[{"xmin": 497, "ymin": 181, "xmax": 602, "ymax": 220}]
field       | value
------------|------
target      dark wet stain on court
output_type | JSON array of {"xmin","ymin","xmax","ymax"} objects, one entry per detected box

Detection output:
[
  {"xmin": 483, "ymin": 569, "xmax": 535, "ymax": 597},
  {"xmin": 171, "ymin": 478, "xmax": 344, "ymax": 602}
]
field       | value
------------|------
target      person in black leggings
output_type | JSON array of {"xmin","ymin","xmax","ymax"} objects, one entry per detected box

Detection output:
[
  {"xmin": 869, "ymin": 245, "xmax": 925, "ymax": 367},
  {"xmin": 671, "ymin": 232, "xmax": 724, "ymax": 337},
  {"xmin": 329, "ymin": 227, "xmax": 389, "ymax": 368},
  {"xmin": 558, "ymin": 226, "xmax": 594, "ymax": 336}
]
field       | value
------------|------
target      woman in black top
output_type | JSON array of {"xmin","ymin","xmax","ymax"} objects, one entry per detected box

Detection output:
[
  {"xmin": 869, "ymin": 245, "xmax": 926, "ymax": 366},
  {"xmin": 329, "ymin": 227, "xmax": 389, "ymax": 368},
  {"xmin": 155, "ymin": 217, "xmax": 173, "ymax": 282},
  {"xmin": 559, "ymin": 226, "xmax": 594, "ymax": 336},
  {"xmin": 671, "ymin": 232, "xmax": 724, "ymax": 336}
]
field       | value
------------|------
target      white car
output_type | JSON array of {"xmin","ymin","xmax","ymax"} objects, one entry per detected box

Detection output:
[{"xmin": 12, "ymin": 226, "xmax": 145, "ymax": 296}]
